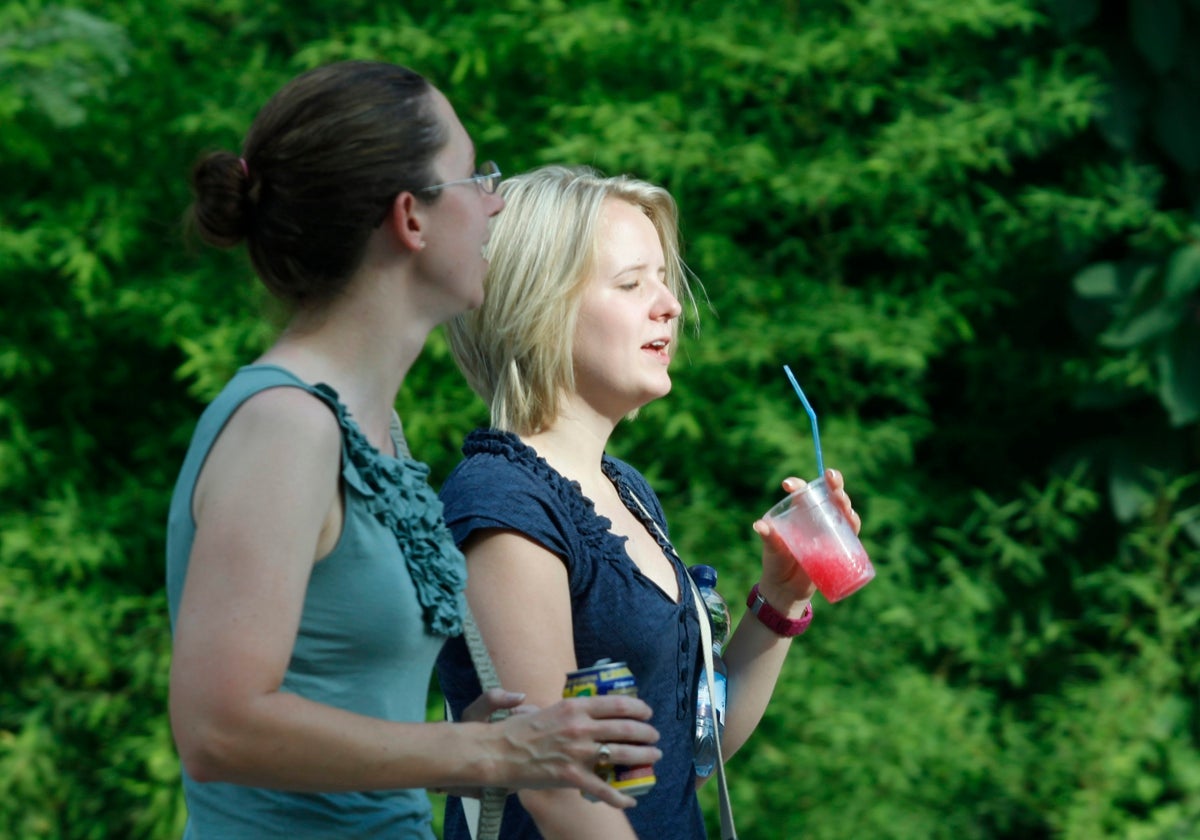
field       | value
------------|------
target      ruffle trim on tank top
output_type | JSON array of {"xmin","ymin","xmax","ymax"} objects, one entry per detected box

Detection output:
[
  {"xmin": 461, "ymin": 429, "xmax": 643, "ymax": 576},
  {"xmin": 314, "ymin": 384, "xmax": 466, "ymax": 638}
]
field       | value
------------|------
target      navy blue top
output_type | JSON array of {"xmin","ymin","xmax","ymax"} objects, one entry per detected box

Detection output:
[{"xmin": 436, "ymin": 429, "xmax": 706, "ymax": 839}]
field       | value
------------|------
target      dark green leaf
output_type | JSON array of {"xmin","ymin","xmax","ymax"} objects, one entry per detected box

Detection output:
[{"xmin": 1130, "ymin": 0, "xmax": 1183, "ymax": 76}]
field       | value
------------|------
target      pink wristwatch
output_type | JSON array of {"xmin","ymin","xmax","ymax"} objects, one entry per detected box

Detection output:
[{"xmin": 746, "ymin": 583, "xmax": 813, "ymax": 637}]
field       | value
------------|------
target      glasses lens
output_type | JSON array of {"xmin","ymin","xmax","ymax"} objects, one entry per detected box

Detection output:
[{"xmin": 478, "ymin": 160, "xmax": 501, "ymax": 193}]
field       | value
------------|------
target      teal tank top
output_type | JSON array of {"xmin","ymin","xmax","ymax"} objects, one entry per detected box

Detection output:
[{"xmin": 165, "ymin": 364, "xmax": 466, "ymax": 839}]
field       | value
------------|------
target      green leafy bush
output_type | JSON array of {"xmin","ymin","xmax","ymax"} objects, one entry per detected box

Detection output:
[{"xmin": 2, "ymin": 1, "xmax": 1198, "ymax": 837}]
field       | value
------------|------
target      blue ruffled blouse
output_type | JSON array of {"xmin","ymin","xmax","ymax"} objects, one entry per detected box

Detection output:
[
  {"xmin": 436, "ymin": 429, "xmax": 707, "ymax": 840},
  {"xmin": 166, "ymin": 364, "xmax": 464, "ymax": 838},
  {"xmin": 311, "ymin": 381, "xmax": 465, "ymax": 636}
]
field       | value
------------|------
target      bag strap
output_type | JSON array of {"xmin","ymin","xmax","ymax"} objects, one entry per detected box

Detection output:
[
  {"xmin": 629, "ymin": 492, "xmax": 739, "ymax": 840},
  {"xmin": 450, "ymin": 596, "xmax": 509, "ymax": 840}
]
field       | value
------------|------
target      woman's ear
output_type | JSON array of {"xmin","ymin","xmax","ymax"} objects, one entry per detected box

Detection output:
[{"xmin": 384, "ymin": 191, "xmax": 426, "ymax": 253}]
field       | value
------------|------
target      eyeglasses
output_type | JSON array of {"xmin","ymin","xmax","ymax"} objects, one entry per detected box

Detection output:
[{"xmin": 420, "ymin": 160, "xmax": 502, "ymax": 195}]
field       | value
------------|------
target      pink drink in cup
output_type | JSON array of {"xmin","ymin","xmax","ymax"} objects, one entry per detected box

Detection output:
[{"xmin": 764, "ymin": 476, "xmax": 874, "ymax": 602}]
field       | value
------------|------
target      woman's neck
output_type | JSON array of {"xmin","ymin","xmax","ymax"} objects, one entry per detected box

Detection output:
[
  {"xmin": 259, "ymin": 273, "xmax": 435, "ymax": 453},
  {"xmin": 522, "ymin": 407, "xmax": 617, "ymax": 493}
]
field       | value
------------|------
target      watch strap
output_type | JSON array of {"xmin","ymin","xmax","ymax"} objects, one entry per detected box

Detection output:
[{"xmin": 746, "ymin": 583, "xmax": 813, "ymax": 637}]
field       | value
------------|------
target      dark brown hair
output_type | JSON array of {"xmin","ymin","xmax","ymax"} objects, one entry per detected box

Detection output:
[{"xmin": 186, "ymin": 61, "xmax": 445, "ymax": 306}]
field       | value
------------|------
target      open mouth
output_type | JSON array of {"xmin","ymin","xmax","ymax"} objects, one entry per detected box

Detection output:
[{"xmin": 643, "ymin": 339, "xmax": 671, "ymax": 360}]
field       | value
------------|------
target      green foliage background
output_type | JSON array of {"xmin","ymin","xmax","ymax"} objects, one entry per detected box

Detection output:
[{"xmin": 3, "ymin": 0, "xmax": 1200, "ymax": 837}]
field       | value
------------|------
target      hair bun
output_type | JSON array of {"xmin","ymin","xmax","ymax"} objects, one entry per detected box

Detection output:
[{"xmin": 187, "ymin": 150, "xmax": 251, "ymax": 248}]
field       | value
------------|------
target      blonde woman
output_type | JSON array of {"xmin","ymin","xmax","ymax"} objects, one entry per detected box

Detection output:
[{"xmin": 437, "ymin": 165, "xmax": 860, "ymax": 839}]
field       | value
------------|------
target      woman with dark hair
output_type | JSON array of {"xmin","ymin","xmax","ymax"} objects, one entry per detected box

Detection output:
[{"xmin": 167, "ymin": 63, "xmax": 660, "ymax": 839}]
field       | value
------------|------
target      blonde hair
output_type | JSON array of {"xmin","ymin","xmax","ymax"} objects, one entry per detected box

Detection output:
[{"xmin": 447, "ymin": 165, "xmax": 696, "ymax": 435}]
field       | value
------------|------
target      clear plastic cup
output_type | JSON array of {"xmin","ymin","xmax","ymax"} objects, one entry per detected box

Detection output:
[{"xmin": 764, "ymin": 476, "xmax": 874, "ymax": 603}]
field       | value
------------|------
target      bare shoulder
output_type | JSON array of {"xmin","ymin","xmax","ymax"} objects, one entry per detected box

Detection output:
[
  {"xmin": 225, "ymin": 385, "xmax": 342, "ymax": 447},
  {"xmin": 193, "ymin": 385, "xmax": 343, "ymax": 519}
]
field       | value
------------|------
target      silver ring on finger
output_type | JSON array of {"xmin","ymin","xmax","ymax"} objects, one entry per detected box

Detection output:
[{"xmin": 595, "ymin": 742, "xmax": 612, "ymax": 766}]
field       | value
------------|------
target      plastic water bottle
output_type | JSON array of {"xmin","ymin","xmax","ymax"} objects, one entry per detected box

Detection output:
[{"xmin": 690, "ymin": 564, "xmax": 730, "ymax": 778}]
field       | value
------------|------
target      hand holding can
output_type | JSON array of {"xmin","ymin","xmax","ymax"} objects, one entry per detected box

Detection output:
[{"xmin": 564, "ymin": 659, "xmax": 657, "ymax": 798}]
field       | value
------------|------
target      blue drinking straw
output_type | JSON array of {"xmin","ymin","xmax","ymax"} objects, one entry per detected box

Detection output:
[{"xmin": 783, "ymin": 365, "xmax": 825, "ymax": 477}]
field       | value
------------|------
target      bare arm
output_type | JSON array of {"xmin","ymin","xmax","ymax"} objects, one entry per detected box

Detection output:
[
  {"xmin": 168, "ymin": 389, "xmax": 660, "ymax": 805},
  {"xmin": 718, "ymin": 470, "xmax": 860, "ymax": 763},
  {"xmin": 462, "ymin": 529, "xmax": 645, "ymax": 839}
]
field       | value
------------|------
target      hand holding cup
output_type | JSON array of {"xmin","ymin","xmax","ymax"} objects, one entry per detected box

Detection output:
[{"xmin": 755, "ymin": 468, "xmax": 871, "ymax": 605}]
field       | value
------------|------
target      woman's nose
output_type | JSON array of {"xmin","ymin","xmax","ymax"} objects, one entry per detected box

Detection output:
[{"xmin": 656, "ymin": 282, "xmax": 682, "ymax": 321}]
